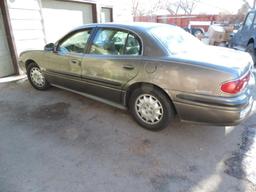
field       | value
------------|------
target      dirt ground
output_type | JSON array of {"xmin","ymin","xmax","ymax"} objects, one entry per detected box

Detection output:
[{"xmin": 0, "ymin": 79, "xmax": 255, "ymax": 192}]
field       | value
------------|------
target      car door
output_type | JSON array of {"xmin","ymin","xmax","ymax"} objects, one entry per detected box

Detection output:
[
  {"xmin": 43, "ymin": 29, "xmax": 92, "ymax": 90},
  {"xmin": 81, "ymin": 27, "xmax": 142, "ymax": 103},
  {"xmin": 234, "ymin": 12, "xmax": 255, "ymax": 49}
]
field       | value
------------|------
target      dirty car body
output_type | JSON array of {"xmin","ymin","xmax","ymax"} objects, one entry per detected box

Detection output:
[{"xmin": 19, "ymin": 23, "xmax": 255, "ymax": 130}]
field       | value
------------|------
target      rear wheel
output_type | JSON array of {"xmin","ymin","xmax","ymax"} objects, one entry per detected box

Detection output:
[
  {"xmin": 246, "ymin": 43, "xmax": 256, "ymax": 65},
  {"xmin": 27, "ymin": 62, "xmax": 50, "ymax": 90},
  {"xmin": 129, "ymin": 86, "xmax": 175, "ymax": 131}
]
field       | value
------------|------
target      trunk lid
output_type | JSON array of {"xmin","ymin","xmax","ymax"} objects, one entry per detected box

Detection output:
[{"xmin": 173, "ymin": 45, "xmax": 253, "ymax": 77}]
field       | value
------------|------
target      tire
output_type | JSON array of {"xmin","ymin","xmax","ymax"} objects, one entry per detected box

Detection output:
[
  {"xmin": 193, "ymin": 29, "xmax": 203, "ymax": 36},
  {"xmin": 246, "ymin": 43, "xmax": 256, "ymax": 65},
  {"xmin": 129, "ymin": 86, "xmax": 175, "ymax": 131},
  {"xmin": 27, "ymin": 62, "xmax": 50, "ymax": 90}
]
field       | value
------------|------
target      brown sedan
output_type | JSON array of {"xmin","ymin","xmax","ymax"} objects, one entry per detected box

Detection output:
[{"xmin": 19, "ymin": 23, "xmax": 255, "ymax": 131}]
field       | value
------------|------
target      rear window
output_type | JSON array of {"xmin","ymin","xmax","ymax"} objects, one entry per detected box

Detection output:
[{"xmin": 150, "ymin": 25, "xmax": 204, "ymax": 55}]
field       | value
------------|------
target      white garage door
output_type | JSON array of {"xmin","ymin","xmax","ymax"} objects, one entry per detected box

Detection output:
[
  {"xmin": 0, "ymin": 9, "xmax": 14, "ymax": 77},
  {"xmin": 41, "ymin": 0, "xmax": 93, "ymax": 43}
]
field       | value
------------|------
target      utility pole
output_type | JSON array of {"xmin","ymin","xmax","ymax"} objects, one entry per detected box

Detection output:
[{"xmin": 254, "ymin": 0, "xmax": 256, "ymax": 9}]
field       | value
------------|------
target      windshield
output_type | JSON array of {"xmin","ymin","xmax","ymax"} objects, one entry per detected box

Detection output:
[{"xmin": 150, "ymin": 25, "xmax": 204, "ymax": 55}]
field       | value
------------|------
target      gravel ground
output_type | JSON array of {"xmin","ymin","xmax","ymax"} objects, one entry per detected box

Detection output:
[{"xmin": 0, "ymin": 79, "xmax": 255, "ymax": 192}]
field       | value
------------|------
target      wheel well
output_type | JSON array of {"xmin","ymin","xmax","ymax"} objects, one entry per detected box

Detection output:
[
  {"xmin": 248, "ymin": 38, "xmax": 254, "ymax": 46},
  {"xmin": 125, "ymin": 82, "xmax": 177, "ymax": 113},
  {"xmin": 25, "ymin": 59, "xmax": 37, "ymax": 70}
]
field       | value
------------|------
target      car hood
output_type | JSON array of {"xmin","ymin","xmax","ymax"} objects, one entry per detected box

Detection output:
[{"xmin": 172, "ymin": 45, "xmax": 253, "ymax": 77}]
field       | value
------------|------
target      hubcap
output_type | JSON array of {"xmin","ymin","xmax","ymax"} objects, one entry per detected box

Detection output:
[
  {"xmin": 30, "ymin": 67, "xmax": 45, "ymax": 87},
  {"xmin": 135, "ymin": 94, "xmax": 163, "ymax": 125}
]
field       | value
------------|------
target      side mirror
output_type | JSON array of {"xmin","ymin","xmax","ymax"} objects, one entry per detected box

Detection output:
[{"xmin": 44, "ymin": 43, "xmax": 55, "ymax": 52}]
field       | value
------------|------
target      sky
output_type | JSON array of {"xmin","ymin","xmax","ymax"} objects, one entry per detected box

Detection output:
[
  {"xmin": 194, "ymin": 0, "xmax": 251, "ymax": 14},
  {"xmin": 118, "ymin": 0, "xmax": 254, "ymax": 15}
]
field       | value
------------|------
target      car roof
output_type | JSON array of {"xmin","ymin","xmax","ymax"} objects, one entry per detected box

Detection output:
[{"xmin": 73, "ymin": 22, "xmax": 173, "ymax": 32}]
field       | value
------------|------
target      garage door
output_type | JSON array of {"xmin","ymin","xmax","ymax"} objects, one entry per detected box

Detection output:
[
  {"xmin": 0, "ymin": 9, "xmax": 14, "ymax": 77},
  {"xmin": 41, "ymin": 0, "xmax": 93, "ymax": 43}
]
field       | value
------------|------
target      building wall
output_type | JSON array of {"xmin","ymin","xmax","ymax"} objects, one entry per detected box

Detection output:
[
  {"xmin": 112, "ymin": 0, "xmax": 133, "ymax": 22},
  {"xmin": 98, "ymin": 0, "xmax": 133, "ymax": 23}
]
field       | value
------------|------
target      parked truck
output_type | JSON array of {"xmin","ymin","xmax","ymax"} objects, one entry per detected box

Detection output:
[{"xmin": 230, "ymin": 10, "xmax": 256, "ymax": 64}]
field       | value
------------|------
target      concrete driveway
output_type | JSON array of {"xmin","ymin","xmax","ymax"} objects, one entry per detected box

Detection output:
[{"xmin": 0, "ymin": 79, "xmax": 255, "ymax": 192}]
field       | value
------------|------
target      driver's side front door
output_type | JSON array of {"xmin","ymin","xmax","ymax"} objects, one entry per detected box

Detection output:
[{"xmin": 43, "ymin": 29, "xmax": 92, "ymax": 90}]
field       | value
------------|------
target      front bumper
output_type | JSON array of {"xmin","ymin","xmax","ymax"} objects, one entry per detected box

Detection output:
[{"xmin": 173, "ymin": 78, "xmax": 255, "ymax": 125}]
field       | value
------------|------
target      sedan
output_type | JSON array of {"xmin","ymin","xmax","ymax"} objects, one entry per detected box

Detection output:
[{"xmin": 19, "ymin": 23, "xmax": 255, "ymax": 131}]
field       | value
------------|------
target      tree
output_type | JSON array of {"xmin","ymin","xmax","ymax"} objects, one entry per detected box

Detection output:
[
  {"xmin": 132, "ymin": 0, "xmax": 200, "ymax": 17},
  {"xmin": 242, "ymin": 0, "xmax": 256, "ymax": 9},
  {"xmin": 165, "ymin": 0, "xmax": 180, "ymax": 15},
  {"xmin": 131, "ymin": 0, "xmax": 140, "ymax": 16},
  {"xmin": 132, "ymin": 0, "xmax": 166, "ymax": 16},
  {"xmin": 179, "ymin": 0, "xmax": 200, "ymax": 15},
  {"xmin": 165, "ymin": 0, "xmax": 200, "ymax": 15}
]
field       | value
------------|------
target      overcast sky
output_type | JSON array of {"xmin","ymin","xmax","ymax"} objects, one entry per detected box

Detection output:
[
  {"xmin": 118, "ymin": 0, "xmax": 254, "ymax": 15},
  {"xmin": 194, "ymin": 0, "xmax": 252, "ymax": 14}
]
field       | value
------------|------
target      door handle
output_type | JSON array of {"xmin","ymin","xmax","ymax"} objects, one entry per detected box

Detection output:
[
  {"xmin": 70, "ymin": 59, "xmax": 81, "ymax": 65},
  {"xmin": 123, "ymin": 65, "xmax": 134, "ymax": 70}
]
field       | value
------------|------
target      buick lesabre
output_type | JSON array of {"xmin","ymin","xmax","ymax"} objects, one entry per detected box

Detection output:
[{"xmin": 19, "ymin": 23, "xmax": 255, "ymax": 131}]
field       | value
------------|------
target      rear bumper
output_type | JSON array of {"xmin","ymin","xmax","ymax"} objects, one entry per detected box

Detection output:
[
  {"xmin": 173, "ymin": 80, "xmax": 255, "ymax": 125},
  {"xmin": 174, "ymin": 97, "xmax": 254, "ymax": 125}
]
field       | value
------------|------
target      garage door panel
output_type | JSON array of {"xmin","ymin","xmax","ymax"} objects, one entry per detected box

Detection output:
[
  {"xmin": 7, "ymin": 0, "xmax": 40, "ymax": 10},
  {"xmin": 16, "ymin": 39, "xmax": 46, "ymax": 53},
  {"xmin": 42, "ymin": 0, "xmax": 93, "ymax": 43},
  {"xmin": 11, "ymin": 20, "xmax": 43, "ymax": 30},
  {"xmin": 13, "ymin": 30, "xmax": 45, "ymax": 41},
  {"xmin": 9, "ymin": 9, "xmax": 41, "ymax": 20}
]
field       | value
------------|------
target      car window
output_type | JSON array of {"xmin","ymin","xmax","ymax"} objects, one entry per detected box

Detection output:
[
  {"xmin": 125, "ymin": 33, "xmax": 141, "ymax": 55},
  {"xmin": 244, "ymin": 13, "xmax": 254, "ymax": 29},
  {"xmin": 58, "ymin": 30, "xmax": 91, "ymax": 54},
  {"xmin": 150, "ymin": 25, "xmax": 203, "ymax": 55},
  {"xmin": 90, "ymin": 29, "xmax": 141, "ymax": 55}
]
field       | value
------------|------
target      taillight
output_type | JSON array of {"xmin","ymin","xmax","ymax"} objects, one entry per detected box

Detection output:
[{"xmin": 221, "ymin": 72, "xmax": 250, "ymax": 94}]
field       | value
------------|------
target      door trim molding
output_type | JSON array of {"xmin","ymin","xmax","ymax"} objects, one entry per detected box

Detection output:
[{"xmin": 52, "ymin": 83, "xmax": 126, "ymax": 110}]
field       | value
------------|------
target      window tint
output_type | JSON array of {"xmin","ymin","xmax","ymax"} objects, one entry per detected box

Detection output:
[
  {"xmin": 90, "ymin": 29, "xmax": 141, "ymax": 55},
  {"xmin": 244, "ymin": 13, "xmax": 254, "ymax": 29},
  {"xmin": 58, "ymin": 30, "xmax": 91, "ymax": 54}
]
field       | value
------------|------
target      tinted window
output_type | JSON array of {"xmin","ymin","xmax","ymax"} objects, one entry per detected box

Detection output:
[
  {"xmin": 58, "ymin": 30, "xmax": 91, "ymax": 54},
  {"xmin": 90, "ymin": 28, "xmax": 141, "ymax": 55},
  {"xmin": 244, "ymin": 13, "xmax": 254, "ymax": 29}
]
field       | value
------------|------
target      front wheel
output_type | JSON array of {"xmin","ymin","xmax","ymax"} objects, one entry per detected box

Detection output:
[
  {"xmin": 129, "ymin": 86, "xmax": 175, "ymax": 131},
  {"xmin": 27, "ymin": 63, "xmax": 50, "ymax": 90}
]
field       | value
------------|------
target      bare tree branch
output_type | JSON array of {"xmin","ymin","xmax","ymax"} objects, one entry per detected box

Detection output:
[
  {"xmin": 242, "ymin": 0, "xmax": 256, "ymax": 9},
  {"xmin": 165, "ymin": 0, "xmax": 199, "ymax": 15}
]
